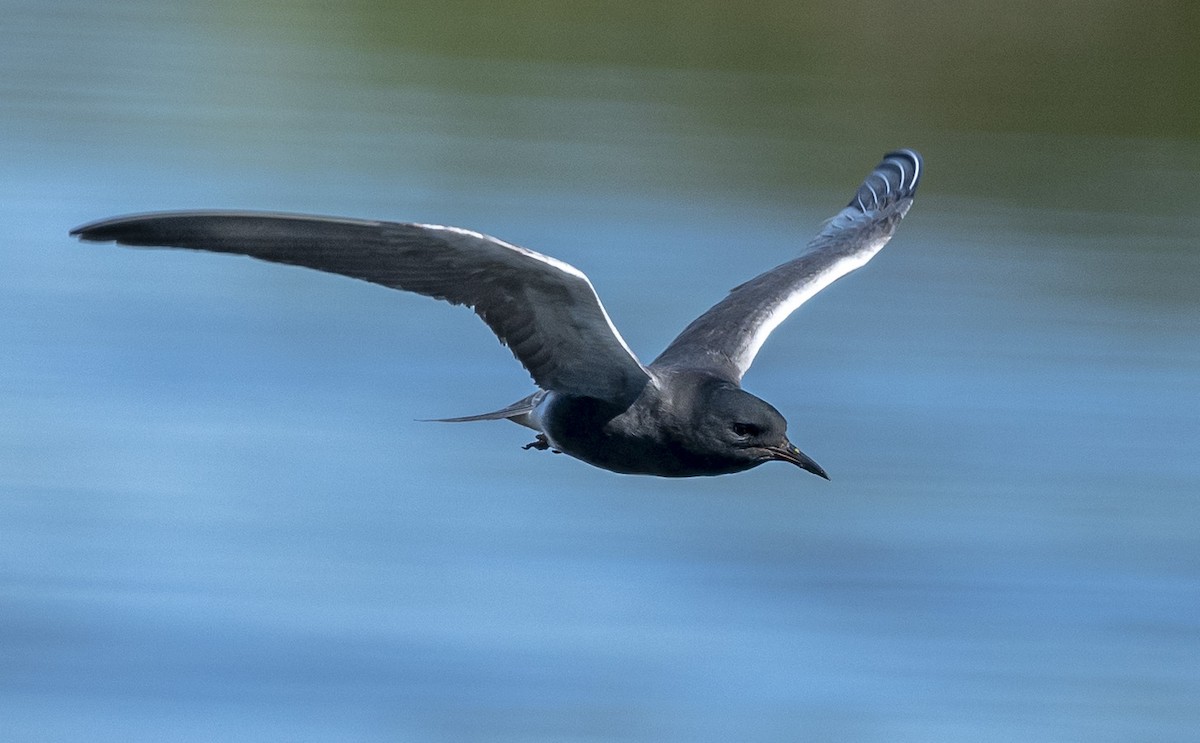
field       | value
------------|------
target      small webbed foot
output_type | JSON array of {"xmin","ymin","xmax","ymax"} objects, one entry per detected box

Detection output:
[
  {"xmin": 522, "ymin": 434, "xmax": 561, "ymax": 454},
  {"xmin": 522, "ymin": 434, "xmax": 550, "ymax": 451}
]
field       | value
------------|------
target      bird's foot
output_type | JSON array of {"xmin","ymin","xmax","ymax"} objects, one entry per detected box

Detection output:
[{"xmin": 522, "ymin": 434, "xmax": 561, "ymax": 454}]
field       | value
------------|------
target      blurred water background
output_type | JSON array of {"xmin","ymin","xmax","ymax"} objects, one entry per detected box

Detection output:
[{"xmin": 3, "ymin": 1, "xmax": 1199, "ymax": 740}]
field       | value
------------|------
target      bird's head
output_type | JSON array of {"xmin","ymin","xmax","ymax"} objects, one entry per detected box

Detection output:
[{"xmin": 701, "ymin": 384, "xmax": 829, "ymax": 479}]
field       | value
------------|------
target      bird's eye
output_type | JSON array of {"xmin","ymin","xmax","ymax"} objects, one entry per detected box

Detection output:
[{"xmin": 731, "ymin": 422, "xmax": 760, "ymax": 438}]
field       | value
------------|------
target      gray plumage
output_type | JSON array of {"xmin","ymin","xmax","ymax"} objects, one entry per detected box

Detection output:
[{"xmin": 71, "ymin": 149, "xmax": 922, "ymax": 479}]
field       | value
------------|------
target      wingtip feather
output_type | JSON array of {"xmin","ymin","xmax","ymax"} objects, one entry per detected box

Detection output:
[{"xmin": 849, "ymin": 149, "xmax": 922, "ymax": 212}]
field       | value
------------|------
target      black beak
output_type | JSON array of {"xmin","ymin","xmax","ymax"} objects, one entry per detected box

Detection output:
[{"xmin": 769, "ymin": 442, "xmax": 830, "ymax": 480}]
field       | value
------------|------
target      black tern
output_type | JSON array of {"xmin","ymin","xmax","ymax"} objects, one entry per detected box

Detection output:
[{"xmin": 72, "ymin": 149, "xmax": 921, "ymax": 479}]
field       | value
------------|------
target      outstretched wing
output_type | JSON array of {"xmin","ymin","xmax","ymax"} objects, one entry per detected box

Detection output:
[
  {"xmin": 72, "ymin": 211, "xmax": 650, "ymax": 404},
  {"xmin": 651, "ymin": 149, "xmax": 922, "ymax": 382}
]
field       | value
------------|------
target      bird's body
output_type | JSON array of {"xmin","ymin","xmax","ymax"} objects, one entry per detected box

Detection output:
[
  {"xmin": 532, "ymin": 373, "xmax": 729, "ymax": 477},
  {"xmin": 72, "ymin": 149, "xmax": 922, "ymax": 480}
]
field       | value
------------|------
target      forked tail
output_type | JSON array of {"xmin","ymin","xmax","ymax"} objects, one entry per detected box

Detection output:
[{"xmin": 420, "ymin": 391, "xmax": 544, "ymax": 430}]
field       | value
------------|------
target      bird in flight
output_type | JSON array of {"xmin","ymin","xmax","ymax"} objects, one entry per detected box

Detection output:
[{"xmin": 72, "ymin": 149, "xmax": 921, "ymax": 479}]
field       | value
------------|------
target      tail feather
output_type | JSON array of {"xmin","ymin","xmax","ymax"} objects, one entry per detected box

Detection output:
[{"xmin": 420, "ymin": 391, "xmax": 543, "ymax": 430}]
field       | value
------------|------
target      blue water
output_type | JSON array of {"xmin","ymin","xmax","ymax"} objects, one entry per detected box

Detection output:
[{"xmin": 3, "ymin": 1, "xmax": 1199, "ymax": 740}]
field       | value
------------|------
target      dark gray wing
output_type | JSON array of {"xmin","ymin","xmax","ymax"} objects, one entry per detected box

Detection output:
[
  {"xmin": 71, "ymin": 211, "xmax": 650, "ymax": 403},
  {"xmin": 651, "ymin": 149, "xmax": 922, "ymax": 382}
]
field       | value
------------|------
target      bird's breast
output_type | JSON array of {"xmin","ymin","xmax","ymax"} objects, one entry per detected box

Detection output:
[{"xmin": 536, "ymin": 391, "xmax": 750, "ymax": 477}]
